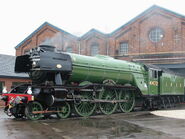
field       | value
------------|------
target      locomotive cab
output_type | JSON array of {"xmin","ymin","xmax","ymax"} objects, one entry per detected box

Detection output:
[{"xmin": 148, "ymin": 68, "xmax": 161, "ymax": 95}]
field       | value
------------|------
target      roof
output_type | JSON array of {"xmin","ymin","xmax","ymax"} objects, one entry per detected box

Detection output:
[
  {"xmin": 15, "ymin": 5, "xmax": 185, "ymax": 49},
  {"xmin": 15, "ymin": 22, "xmax": 78, "ymax": 49},
  {"xmin": 111, "ymin": 5, "xmax": 185, "ymax": 35},
  {"xmin": 80, "ymin": 28, "xmax": 108, "ymax": 39},
  {"xmin": 144, "ymin": 64, "xmax": 162, "ymax": 71},
  {"xmin": 156, "ymin": 63, "xmax": 185, "ymax": 69},
  {"xmin": 144, "ymin": 63, "xmax": 185, "ymax": 76},
  {"xmin": 0, "ymin": 54, "xmax": 29, "ymax": 79}
]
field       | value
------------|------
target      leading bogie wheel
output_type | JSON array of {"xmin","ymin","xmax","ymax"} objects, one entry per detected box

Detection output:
[
  {"xmin": 56, "ymin": 102, "xmax": 71, "ymax": 119},
  {"xmin": 25, "ymin": 101, "xmax": 43, "ymax": 120},
  {"xmin": 119, "ymin": 90, "xmax": 135, "ymax": 113}
]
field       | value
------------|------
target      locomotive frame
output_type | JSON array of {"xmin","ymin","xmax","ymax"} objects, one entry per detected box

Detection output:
[{"xmin": 1, "ymin": 83, "xmax": 138, "ymax": 120}]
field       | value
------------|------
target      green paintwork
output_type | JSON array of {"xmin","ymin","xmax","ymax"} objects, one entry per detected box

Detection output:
[
  {"xmin": 68, "ymin": 53, "xmax": 147, "ymax": 94},
  {"xmin": 148, "ymin": 69, "xmax": 159, "ymax": 95},
  {"xmin": 132, "ymin": 73, "xmax": 148, "ymax": 95},
  {"xmin": 160, "ymin": 73, "xmax": 184, "ymax": 95},
  {"xmin": 66, "ymin": 53, "xmax": 184, "ymax": 96},
  {"xmin": 146, "ymin": 69, "xmax": 184, "ymax": 96}
]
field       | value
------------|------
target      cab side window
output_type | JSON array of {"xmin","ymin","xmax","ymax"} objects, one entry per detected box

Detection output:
[{"xmin": 150, "ymin": 70, "xmax": 158, "ymax": 78}]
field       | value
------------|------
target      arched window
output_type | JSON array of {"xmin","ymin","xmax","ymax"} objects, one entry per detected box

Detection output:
[
  {"xmin": 149, "ymin": 27, "xmax": 164, "ymax": 43},
  {"xmin": 90, "ymin": 43, "xmax": 99, "ymax": 56},
  {"xmin": 66, "ymin": 47, "xmax": 73, "ymax": 53}
]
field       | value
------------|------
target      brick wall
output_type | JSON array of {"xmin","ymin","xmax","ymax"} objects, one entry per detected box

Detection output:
[
  {"xmin": 114, "ymin": 11, "xmax": 178, "ymax": 53},
  {"xmin": 80, "ymin": 31, "xmax": 108, "ymax": 56},
  {"xmin": 109, "ymin": 8, "xmax": 185, "ymax": 64},
  {"xmin": 15, "ymin": 6, "xmax": 185, "ymax": 65},
  {"xmin": 16, "ymin": 25, "xmax": 79, "ymax": 56},
  {"xmin": 0, "ymin": 78, "xmax": 31, "ymax": 92}
]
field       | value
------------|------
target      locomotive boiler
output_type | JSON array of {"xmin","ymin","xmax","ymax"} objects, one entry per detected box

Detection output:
[
  {"xmin": 1, "ymin": 45, "xmax": 184, "ymax": 120},
  {"xmin": 15, "ymin": 45, "xmax": 146, "ymax": 91}
]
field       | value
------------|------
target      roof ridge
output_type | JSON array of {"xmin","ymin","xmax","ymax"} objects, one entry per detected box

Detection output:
[
  {"xmin": 110, "ymin": 4, "xmax": 185, "ymax": 35},
  {"xmin": 15, "ymin": 22, "xmax": 78, "ymax": 49},
  {"xmin": 80, "ymin": 28, "xmax": 108, "ymax": 39},
  {"xmin": 45, "ymin": 22, "xmax": 78, "ymax": 38},
  {"xmin": 15, "ymin": 5, "xmax": 185, "ymax": 49}
]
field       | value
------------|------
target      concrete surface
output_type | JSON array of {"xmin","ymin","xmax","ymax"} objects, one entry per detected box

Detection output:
[{"xmin": 0, "ymin": 106, "xmax": 185, "ymax": 139}]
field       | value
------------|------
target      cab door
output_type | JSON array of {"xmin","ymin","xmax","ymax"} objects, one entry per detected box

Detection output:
[{"xmin": 148, "ymin": 69, "xmax": 159, "ymax": 95}]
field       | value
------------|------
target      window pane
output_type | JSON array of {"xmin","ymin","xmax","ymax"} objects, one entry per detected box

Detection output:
[
  {"xmin": 91, "ymin": 45, "xmax": 99, "ymax": 56},
  {"xmin": 149, "ymin": 27, "xmax": 164, "ymax": 43},
  {"xmin": 119, "ymin": 42, "xmax": 128, "ymax": 55}
]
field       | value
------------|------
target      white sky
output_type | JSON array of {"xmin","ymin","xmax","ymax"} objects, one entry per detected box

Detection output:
[{"xmin": 0, "ymin": 0, "xmax": 184, "ymax": 56}]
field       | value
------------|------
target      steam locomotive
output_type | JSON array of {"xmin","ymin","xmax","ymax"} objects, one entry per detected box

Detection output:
[{"xmin": 0, "ymin": 45, "xmax": 184, "ymax": 120}]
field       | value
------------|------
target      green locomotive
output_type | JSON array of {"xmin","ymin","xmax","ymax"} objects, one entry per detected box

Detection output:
[
  {"xmin": 1, "ymin": 45, "xmax": 184, "ymax": 120},
  {"xmin": 70, "ymin": 52, "xmax": 184, "ymax": 99}
]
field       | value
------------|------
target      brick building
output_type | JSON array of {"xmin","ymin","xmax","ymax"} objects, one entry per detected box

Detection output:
[
  {"xmin": 0, "ymin": 54, "xmax": 31, "ymax": 92},
  {"xmin": 15, "ymin": 5, "xmax": 185, "ymax": 75}
]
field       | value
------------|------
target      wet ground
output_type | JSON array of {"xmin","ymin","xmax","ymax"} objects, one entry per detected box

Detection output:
[{"xmin": 1, "ymin": 106, "xmax": 185, "ymax": 139}]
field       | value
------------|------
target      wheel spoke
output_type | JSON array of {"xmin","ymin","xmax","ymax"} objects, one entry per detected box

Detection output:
[
  {"xmin": 56, "ymin": 102, "xmax": 71, "ymax": 119},
  {"xmin": 119, "ymin": 90, "xmax": 135, "ymax": 112},
  {"xmin": 25, "ymin": 101, "xmax": 43, "ymax": 120},
  {"xmin": 74, "ymin": 91, "xmax": 96, "ymax": 117},
  {"xmin": 99, "ymin": 89, "xmax": 118, "ymax": 115}
]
